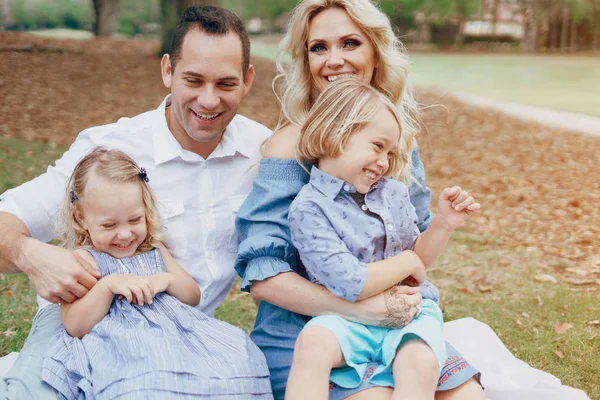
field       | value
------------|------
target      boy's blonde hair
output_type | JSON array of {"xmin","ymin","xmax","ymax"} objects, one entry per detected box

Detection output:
[
  {"xmin": 275, "ymin": 0, "xmax": 420, "ymax": 143},
  {"xmin": 57, "ymin": 147, "xmax": 162, "ymax": 251},
  {"xmin": 297, "ymin": 78, "xmax": 413, "ymax": 183}
]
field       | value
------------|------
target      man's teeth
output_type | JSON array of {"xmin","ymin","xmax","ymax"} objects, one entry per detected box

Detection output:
[
  {"xmin": 194, "ymin": 111, "xmax": 220, "ymax": 120},
  {"xmin": 327, "ymin": 73, "xmax": 355, "ymax": 82}
]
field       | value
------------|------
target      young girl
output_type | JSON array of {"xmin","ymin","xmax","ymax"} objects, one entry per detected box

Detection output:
[
  {"xmin": 286, "ymin": 79, "xmax": 480, "ymax": 400},
  {"xmin": 41, "ymin": 148, "xmax": 272, "ymax": 400}
]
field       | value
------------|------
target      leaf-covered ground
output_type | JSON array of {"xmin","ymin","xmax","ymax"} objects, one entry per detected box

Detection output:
[
  {"xmin": 1, "ymin": 31, "xmax": 599, "ymax": 398},
  {"xmin": 2, "ymin": 31, "xmax": 598, "ymax": 283}
]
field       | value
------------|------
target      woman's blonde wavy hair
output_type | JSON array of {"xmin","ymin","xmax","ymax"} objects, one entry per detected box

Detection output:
[
  {"xmin": 275, "ymin": 0, "xmax": 421, "ymax": 148},
  {"xmin": 297, "ymin": 78, "xmax": 413, "ymax": 183},
  {"xmin": 56, "ymin": 147, "xmax": 162, "ymax": 252}
]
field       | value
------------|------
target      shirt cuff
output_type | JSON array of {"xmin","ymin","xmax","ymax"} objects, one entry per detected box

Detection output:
[{"xmin": 240, "ymin": 256, "xmax": 293, "ymax": 292}]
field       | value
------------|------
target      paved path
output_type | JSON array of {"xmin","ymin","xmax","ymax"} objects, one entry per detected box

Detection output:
[{"xmin": 453, "ymin": 92, "xmax": 600, "ymax": 137}]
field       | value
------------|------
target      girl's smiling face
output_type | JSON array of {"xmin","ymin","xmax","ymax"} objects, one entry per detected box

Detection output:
[
  {"xmin": 78, "ymin": 172, "xmax": 148, "ymax": 259},
  {"xmin": 307, "ymin": 7, "xmax": 378, "ymax": 94}
]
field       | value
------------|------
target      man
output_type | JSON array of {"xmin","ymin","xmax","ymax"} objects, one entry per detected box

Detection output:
[{"xmin": 0, "ymin": 5, "xmax": 270, "ymax": 399}]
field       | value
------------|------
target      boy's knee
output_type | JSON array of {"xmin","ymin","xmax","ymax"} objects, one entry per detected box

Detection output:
[
  {"xmin": 395, "ymin": 339, "xmax": 440, "ymax": 381},
  {"xmin": 294, "ymin": 326, "xmax": 340, "ymax": 365}
]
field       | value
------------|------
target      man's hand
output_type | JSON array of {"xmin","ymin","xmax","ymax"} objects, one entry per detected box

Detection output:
[
  {"xmin": 17, "ymin": 238, "xmax": 100, "ymax": 304},
  {"xmin": 353, "ymin": 285, "xmax": 422, "ymax": 328}
]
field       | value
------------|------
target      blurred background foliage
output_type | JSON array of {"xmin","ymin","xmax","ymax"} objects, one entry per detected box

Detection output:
[{"xmin": 0, "ymin": 0, "xmax": 599, "ymax": 53}]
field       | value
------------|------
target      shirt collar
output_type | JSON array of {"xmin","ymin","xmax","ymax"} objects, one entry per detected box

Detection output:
[
  {"xmin": 152, "ymin": 95, "xmax": 252, "ymax": 165},
  {"xmin": 309, "ymin": 166, "xmax": 356, "ymax": 199},
  {"xmin": 153, "ymin": 95, "xmax": 184, "ymax": 165}
]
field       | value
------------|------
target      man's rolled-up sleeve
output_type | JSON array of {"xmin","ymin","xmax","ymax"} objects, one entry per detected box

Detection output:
[{"xmin": 0, "ymin": 131, "xmax": 96, "ymax": 241}]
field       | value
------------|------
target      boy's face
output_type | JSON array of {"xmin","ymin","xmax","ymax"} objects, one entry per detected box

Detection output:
[
  {"xmin": 319, "ymin": 104, "xmax": 400, "ymax": 194},
  {"xmin": 79, "ymin": 174, "xmax": 148, "ymax": 259},
  {"xmin": 161, "ymin": 29, "xmax": 255, "ymax": 158}
]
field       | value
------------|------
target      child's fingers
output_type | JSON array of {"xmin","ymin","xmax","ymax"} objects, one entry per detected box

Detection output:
[
  {"xmin": 467, "ymin": 202, "xmax": 481, "ymax": 212},
  {"xmin": 454, "ymin": 195, "xmax": 475, "ymax": 211},
  {"xmin": 452, "ymin": 191, "xmax": 470, "ymax": 210},
  {"xmin": 123, "ymin": 290, "xmax": 133, "ymax": 304},
  {"xmin": 442, "ymin": 186, "xmax": 461, "ymax": 201},
  {"xmin": 130, "ymin": 285, "xmax": 145, "ymax": 306},
  {"xmin": 139, "ymin": 282, "xmax": 154, "ymax": 305}
]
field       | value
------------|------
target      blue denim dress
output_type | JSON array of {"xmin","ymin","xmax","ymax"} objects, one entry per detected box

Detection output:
[{"xmin": 235, "ymin": 149, "xmax": 481, "ymax": 400}]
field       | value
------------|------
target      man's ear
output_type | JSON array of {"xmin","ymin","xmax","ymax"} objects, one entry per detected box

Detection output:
[
  {"xmin": 161, "ymin": 54, "xmax": 173, "ymax": 89},
  {"xmin": 241, "ymin": 64, "xmax": 255, "ymax": 97}
]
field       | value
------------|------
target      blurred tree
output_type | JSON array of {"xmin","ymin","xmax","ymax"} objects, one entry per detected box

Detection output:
[
  {"xmin": 223, "ymin": 0, "xmax": 297, "ymax": 32},
  {"xmin": 160, "ymin": 0, "xmax": 220, "ymax": 56},
  {"xmin": 92, "ymin": 0, "xmax": 120, "ymax": 36}
]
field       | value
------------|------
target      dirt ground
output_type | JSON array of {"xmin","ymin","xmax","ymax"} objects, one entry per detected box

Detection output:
[{"xmin": 1, "ymin": 32, "xmax": 599, "ymax": 286}]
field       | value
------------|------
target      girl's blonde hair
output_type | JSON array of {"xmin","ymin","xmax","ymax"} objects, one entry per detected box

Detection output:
[
  {"xmin": 275, "ymin": 0, "xmax": 420, "ymax": 142},
  {"xmin": 57, "ymin": 147, "xmax": 162, "ymax": 251},
  {"xmin": 297, "ymin": 78, "xmax": 413, "ymax": 183}
]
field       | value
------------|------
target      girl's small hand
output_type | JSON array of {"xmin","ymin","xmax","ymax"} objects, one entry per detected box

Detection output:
[
  {"xmin": 105, "ymin": 274, "xmax": 155, "ymax": 306},
  {"xmin": 437, "ymin": 186, "xmax": 481, "ymax": 229},
  {"xmin": 149, "ymin": 273, "xmax": 171, "ymax": 295}
]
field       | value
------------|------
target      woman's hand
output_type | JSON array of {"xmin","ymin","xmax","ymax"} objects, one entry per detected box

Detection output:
[{"xmin": 353, "ymin": 285, "xmax": 422, "ymax": 328}]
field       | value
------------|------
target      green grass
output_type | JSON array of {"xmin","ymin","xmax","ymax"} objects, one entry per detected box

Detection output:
[
  {"xmin": 251, "ymin": 39, "xmax": 600, "ymax": 117},
  {"xmin": 0, "ymin": 138, "xmax": 596, "ymax": 399},
  {"xmin": 28, "ymin": 29, "xmax": 94, "ymax": 40}
]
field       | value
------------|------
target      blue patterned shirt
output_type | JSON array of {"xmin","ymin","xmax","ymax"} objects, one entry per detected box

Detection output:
[{"xmin": 289, "ymin": 167, "xmax": 421, "ymax": 302}]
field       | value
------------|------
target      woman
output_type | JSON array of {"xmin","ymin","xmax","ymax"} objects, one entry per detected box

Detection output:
[{"xmin": 235, "ymin": 1, "xmax": 484, "ymax": 399}]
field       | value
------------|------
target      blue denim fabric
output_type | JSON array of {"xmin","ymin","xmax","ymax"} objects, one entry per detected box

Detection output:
[
  {"xmin": 0, "ymin": 305, "xmax": 60, "ymax": 400},
  {"xmin": 235, "ymin": 149, "xmax": 483, "ymax": 400}
]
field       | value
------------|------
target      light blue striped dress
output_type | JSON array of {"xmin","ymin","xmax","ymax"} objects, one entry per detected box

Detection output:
[{"xmin": 41, "ymin": 249, "xmax": 273, "ymax": 400}]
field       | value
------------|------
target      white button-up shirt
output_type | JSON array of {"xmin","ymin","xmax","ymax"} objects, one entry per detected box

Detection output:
[{"xmin": 0, "ymin": 96, "xmax": 271, "ymax": 316}]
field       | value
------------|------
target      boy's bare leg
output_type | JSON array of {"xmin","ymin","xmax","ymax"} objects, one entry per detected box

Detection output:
[
  {"xmin": 285, "ymin": 326, "xmax": 345, "ymax": 400},
  {"xmin": 391, "ymin": 339, "xmax": 439, "ymax": 400},
  {"xmin": 435, "ymin": 377, "xmax": 485, "ymax": 400}
]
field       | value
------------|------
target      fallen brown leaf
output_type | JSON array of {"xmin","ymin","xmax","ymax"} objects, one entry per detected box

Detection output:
[
  {"xmin": 555, "ymin": 350, "xmax": 565, "ymax": 359},
  {"xmin": 586, "ymin": 320, "xmax": 600, "ymax": 326},
  {"xmin": 567, "ymin": 277, "xmax": 596, "ymax": 285},
  {"xmin": 555, "ymin": 322, "xmax": 573, "ymax": 334},
  {"xmin": 537, "ymin": 296, "xmax": 543, "ymax": 306},
  {"xmin": 2, "ymin": 329, "xmax": 16, "ymax": 337},
  {"xmin": 477, "ymin": 284, "xmax": 494, "ymax": 293},
  {"xmin": 535, "ymin": 274, "xmax": 558, "ymax": 284},
  {"xmin": 565, "ymin": 268, "xmax": 589, "ymax": 277},
  {"xmin": 458, "ymin": 287, "xmax": 472, "ymax": 294}
]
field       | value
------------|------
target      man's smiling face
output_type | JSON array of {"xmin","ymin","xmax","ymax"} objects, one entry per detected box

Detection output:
[{"xmin": 161, "ymin": 29, "xmax": 254, "ymax": 157}]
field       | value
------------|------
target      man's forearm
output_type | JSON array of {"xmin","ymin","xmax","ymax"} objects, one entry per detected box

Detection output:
[{"xmin": 0, "ymin": 212, "xmax": 31, "ymax": 273}]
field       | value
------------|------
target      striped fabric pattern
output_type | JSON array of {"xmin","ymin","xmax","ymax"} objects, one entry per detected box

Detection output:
[{"xmin": 41, "ymin": 249, "xmax": 272, "ymax": 399}]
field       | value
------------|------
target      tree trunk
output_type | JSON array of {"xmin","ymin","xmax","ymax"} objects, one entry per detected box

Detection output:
[
  {"xmin": 560, "ymin": 6, "xmax": 569, "ymax": 52},
  {"xmin": 160, "ymin": 0, "xmax": 220, "ymax": 56},
  {"xmin": 569, "ymin": 19, "xmax": 577, "ymax": 52},
  {"xmin": 454, "ymin": 19, "xmax": 466, "ymax": 47},
  {"xmin": 93, "ymin": 0, "xmax": 120, "ymax": 37}
]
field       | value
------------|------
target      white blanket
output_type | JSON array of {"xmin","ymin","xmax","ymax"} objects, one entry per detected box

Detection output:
[{"xmin": 0, "ymin": 318, "xmax": 591, "ymax": 399}]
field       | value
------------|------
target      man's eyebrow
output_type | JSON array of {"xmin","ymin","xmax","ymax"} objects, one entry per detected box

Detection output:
[{"xmin": 181, "ymin": 71, "xmax": 240, "ymax": 82}]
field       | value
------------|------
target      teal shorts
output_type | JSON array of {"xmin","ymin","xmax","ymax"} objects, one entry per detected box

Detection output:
[{"xmin": 305, "ymin": 299, "xmax": 446, "ymax": 389}]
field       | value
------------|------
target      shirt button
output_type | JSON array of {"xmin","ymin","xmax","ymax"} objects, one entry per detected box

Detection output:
[
  {"xmin": 387, "ymin": 223, "xmax": 394, "ymax": 230},
  {"xmin": 361, "ymin": 204, "xmax": 368, "ymax": 211},
  {"xmin": 343, "ymin": 184, "xmax": 350, "ymax": 191}
]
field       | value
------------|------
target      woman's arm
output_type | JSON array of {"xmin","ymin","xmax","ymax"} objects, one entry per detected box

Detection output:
[
  {"xmin": 251, "ymin": 272, "xmax": 422, "ymax": 328},
  {"xmin": 152, "ymin": 243, "xmax": 201, "ymax": 307}
]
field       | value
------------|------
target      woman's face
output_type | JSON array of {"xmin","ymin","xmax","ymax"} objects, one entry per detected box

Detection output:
[{"xmin": 307, "ymin": 7, "xmax": 378, "ymax": 94}]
